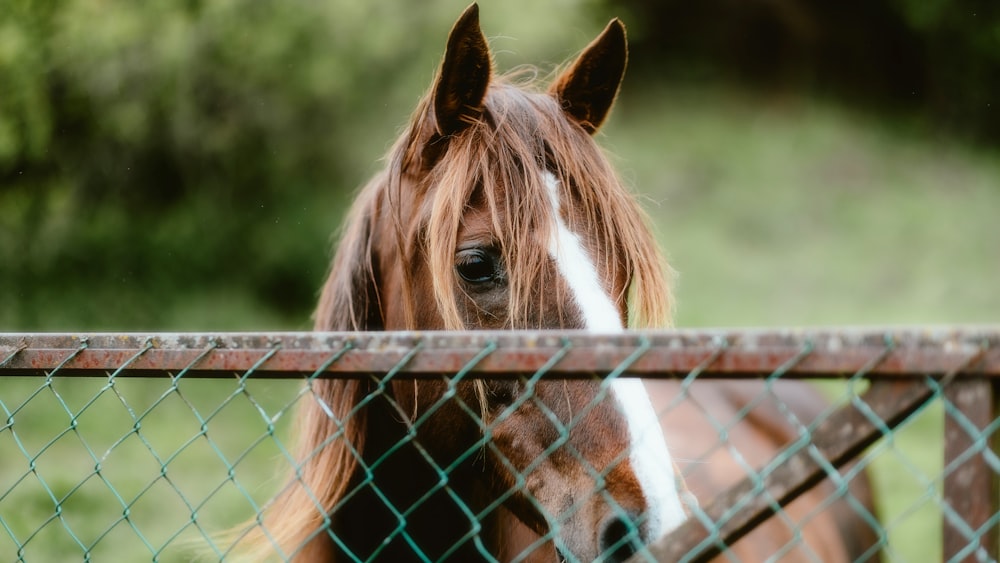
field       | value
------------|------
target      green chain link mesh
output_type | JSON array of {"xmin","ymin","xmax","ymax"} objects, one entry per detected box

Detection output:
[{"xmin": 1, "ymin": 332, "xmax": 997, "ymax": 562}]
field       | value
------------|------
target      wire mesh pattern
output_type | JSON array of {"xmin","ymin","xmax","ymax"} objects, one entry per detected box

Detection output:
[{"xmin": 0, "ymin": 329, "xmax": 998, "ymax": 562}]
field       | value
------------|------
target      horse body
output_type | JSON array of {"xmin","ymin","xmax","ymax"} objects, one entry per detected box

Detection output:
[
  {"xmin": 230, "ymin": 4, "xmax": 879, "ymax": 562},
  {"xmin": 652, "ymin": 380, "xmax": 880, "ymax": 561}
]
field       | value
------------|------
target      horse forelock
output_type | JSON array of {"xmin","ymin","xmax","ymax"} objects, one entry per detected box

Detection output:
[
  {"xmin": 397, "ymin": 76, "xmax": 674, "ymax": 331},
  {"xmin": 318, "ymin": 71, "xmax": 672, "ymax": 334}
]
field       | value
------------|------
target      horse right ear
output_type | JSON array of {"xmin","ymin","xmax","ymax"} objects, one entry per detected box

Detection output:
[{"xmin": 431, "ymin": 3, "xmax": 492, "ymax": 138}]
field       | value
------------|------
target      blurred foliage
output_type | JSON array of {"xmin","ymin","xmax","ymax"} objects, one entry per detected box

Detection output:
[
  {"xmin": 612, "ymin": 0, "xmax": 1000, "ymax": 140},
  {"xmin": 0, "ymin": 0, "xmax": 601, "ymax": 329}
]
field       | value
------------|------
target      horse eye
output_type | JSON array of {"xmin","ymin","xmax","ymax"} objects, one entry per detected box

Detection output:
[{"xmin": 456, "ymin": 249, "xmax": 500, "ymax": 284}]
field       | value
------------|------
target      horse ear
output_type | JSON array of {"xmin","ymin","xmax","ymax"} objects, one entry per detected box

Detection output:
[
  {"xmin": 549, "ymin": 18, "xmax": 628, "ymax": 134},
  {"xmin": 432, "ymin": 3, "xmax": 492, "ymax": 137}
]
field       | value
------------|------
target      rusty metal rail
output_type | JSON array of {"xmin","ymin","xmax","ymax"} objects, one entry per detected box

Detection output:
[{"xmin": 2, "ymin": 327, "xmax": 999, "ymax": 379}]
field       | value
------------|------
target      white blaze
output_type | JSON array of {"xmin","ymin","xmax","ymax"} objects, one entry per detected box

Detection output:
[
  {"xmin": 610, "ymin": 379, "xmax": 688, "ymax": 537},
  {"xmin": 543, "ymin": 171, "xmax": 687, "ymax": 539},
  {"xmin": 543, "ymin": 172, "xmax": 622, "ymax": 331}
]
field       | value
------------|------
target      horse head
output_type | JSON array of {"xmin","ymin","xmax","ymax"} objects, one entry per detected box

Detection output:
[{"xmin": 237, "ymin": 5, "xmax": 688, "ymax": 561}]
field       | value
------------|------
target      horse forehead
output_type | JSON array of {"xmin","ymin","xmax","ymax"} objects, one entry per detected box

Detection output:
[{"xmin": 456, "ymin": 195, "xmax": 500, "ymax": 243}]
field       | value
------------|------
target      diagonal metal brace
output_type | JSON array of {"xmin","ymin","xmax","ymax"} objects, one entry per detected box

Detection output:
[{"xmin": 634, "ymin": 378, "xmax": 939, "ymax": 562}]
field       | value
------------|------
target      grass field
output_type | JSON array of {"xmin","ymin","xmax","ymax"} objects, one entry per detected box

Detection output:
[
  {"xmin": 3, "ymin": 86, "xmax": 998, "ymax": 561},
  {"xmin": 1, "ymin": 377, "xmax": 301, "ymax": 562}
]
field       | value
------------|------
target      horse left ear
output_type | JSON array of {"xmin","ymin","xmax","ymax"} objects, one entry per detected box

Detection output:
[
  {"xmin": 432, "ymin": 3, "xmax": 492, "ymax": 137},
  {"xmin": 549, "ymin": 18, "xmax": 628, "ymax": 135}
]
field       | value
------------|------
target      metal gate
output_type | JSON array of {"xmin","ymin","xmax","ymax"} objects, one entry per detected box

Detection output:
[{"xmin": 1, "ymin": 328, "xmax": 997, "ymax": 561}]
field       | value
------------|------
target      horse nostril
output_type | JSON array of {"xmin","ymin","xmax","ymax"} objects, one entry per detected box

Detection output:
[{"xmin": 599, "ymin": 513, "xmax": 644, "ymax": 563}]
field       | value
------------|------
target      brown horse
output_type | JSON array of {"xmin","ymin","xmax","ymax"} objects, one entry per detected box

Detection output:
[{"xmin": 229, "ymin": 4, "xmax": 879, "ymax": 562}]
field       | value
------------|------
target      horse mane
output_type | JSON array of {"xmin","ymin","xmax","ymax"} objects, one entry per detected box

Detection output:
[{"xmin": 227, "ymin": 69, "xmax": 673, "ymax": 561}]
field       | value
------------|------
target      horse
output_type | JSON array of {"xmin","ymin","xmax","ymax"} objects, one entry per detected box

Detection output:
[{"xmin": 229, "ymin": 4, "xmax": 879, "ymax": 561}]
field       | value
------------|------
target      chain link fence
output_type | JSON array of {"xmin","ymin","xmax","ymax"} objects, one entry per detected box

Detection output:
[{"xmin": 1, "ymin": 329, "xmax": 997, "ymax": 562}]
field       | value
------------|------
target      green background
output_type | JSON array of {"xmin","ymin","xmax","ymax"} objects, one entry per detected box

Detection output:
[{"xmin": 2, "ymin": 1, "xmax": 998, "ymax": 560}]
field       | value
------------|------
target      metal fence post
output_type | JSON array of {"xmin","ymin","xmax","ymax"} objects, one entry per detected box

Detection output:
[{"xmin": 943, "ymin": 378, "xmax": 1000, "ymax": 562}]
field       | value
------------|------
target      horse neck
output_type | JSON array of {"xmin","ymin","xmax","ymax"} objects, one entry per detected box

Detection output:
[{"xmin": 328, "ymin": 384, "xmax": 502, "ymax": 562}]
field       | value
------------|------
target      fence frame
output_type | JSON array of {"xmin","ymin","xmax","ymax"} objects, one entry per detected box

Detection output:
[{"xmin": 2, "ymin": 327, "xmax": 999, "ymax": 561}]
